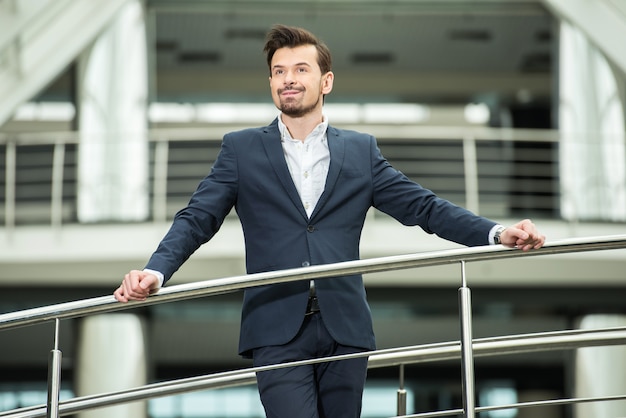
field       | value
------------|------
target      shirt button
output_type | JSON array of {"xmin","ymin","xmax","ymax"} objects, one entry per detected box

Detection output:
[
  {"xmin": 307, "ymin": 225, "xmax": 315, "ymax": 232},
  {"xmin": 302, "ymin": 261, "xmax": 310, "ymax": 267}
]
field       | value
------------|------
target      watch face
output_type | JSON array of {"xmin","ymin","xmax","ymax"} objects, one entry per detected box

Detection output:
[{"xmin": 494, "ymin": 227, "xmax": 504, "ymax": 244}]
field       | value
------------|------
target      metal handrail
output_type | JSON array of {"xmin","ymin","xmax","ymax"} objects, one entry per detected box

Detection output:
[
  {"xmin": 1, "ymin": 124, "xmax": 563, "ymax": 229},
  {"xmin": 2, "ymin": 326, "xmax": 625, "ymax": 418},
  {"xmin": 1, "ymin": 235, "xmax": 625, "ymax": 418},
  {"xmin": 2, "ymin": 235, "xmax": 626, "ymax": 331},
  {"xmin": 0, "ymin": 124, "xmax": 562, "ymax": 145}
]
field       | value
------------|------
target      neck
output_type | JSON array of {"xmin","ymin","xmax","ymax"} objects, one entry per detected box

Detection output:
[{"xmin": 281, "ymin": 111, "xmax": 324, "ymax": 142}]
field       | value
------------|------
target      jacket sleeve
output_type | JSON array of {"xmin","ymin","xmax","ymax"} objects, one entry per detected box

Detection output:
[
  {"xmin": 144, "ymin": 134, "xmax": 239, "ymax": 283},
  {"xmin": 368, "ymin": 135, "xmax": 496, "ymax": 247}
]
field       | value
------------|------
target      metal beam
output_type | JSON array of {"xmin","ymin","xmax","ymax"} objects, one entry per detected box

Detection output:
[
  {"xmin": 148, "ymin": 0, "xmax": 548, "ymax": 15},
  {"xmin": 542, "ymin": 0, "xmax": 626, "ymax": 75},
  {"xmin": 0, "ymin": 0, "xmax": 132, "ymax": 126}
]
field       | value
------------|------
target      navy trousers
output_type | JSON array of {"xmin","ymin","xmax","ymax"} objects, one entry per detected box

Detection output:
[{"xmin": 252, "ymin": 312, "xmax": 369, "ymax": 418}]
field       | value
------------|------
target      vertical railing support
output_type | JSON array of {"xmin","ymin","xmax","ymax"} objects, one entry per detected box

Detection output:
[
  {"xmin": 396, "ymin": 363, "xmax": 407, "ymax": 416},
  {"xmin": 5, "ymin": 140, "xmax": 16, "ymax": 232},
  {"xmin": 47, "ymin": 318, "xmax": 62, "ymax": 418},
  {"xmin": 458, "ymin": 260, "xmax": 476, "ymax": 418},
  {"xmin": 462, "ymin": 135, "xmax": 479, "ymax": 215},
  {"xmin": 50, "ymin": 141, "xmax": 66, "ymax": 228},
  {"xmin": 152, "ymin": 139, "xmax": 169, "ymax": 223}
]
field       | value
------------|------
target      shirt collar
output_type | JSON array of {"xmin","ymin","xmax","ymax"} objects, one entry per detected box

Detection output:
[{"xmin": 278, "ymin": 114, "xmax": 328, "ymax": 143}]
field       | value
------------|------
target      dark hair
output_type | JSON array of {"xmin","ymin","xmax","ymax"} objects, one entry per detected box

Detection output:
[{"xmin": 263, "ymin": 24, "xmax": 332, "ymax": 75}]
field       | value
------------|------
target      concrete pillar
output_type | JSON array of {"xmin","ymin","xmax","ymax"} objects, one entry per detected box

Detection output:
[
  {"xmin": 77, "ymin": 0, "xmax": 149, "ymax": 222},
  {"xmin": 558, "ymin": 21, "xmax": 626, "ymax": 222},
  {"xmin": 574, "ymin": 314, "xmax": 626, "ymax": 417},
  {"xmin": 75, "ymin": 314, "xmax": 148, "ymax": 418}
]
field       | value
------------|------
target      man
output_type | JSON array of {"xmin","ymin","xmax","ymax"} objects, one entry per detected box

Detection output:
[{"xmin": 115, "ymin": 24, "xmax": 545, "ymax": 418}]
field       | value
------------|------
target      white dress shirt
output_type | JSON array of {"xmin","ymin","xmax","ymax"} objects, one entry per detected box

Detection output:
[{"xmin": 278, "ymin": 114, "xmax": 330, "ymax": 218}]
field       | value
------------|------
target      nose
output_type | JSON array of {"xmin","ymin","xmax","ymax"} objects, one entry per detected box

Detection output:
[{"xmin": 284, "ymin": 69, "xmax": 296, "ymax": 85}]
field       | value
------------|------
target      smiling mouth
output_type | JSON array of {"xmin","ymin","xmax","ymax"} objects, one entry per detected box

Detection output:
[{"xmin": 280, "ymin": 88, "xmax": 303, "ymax": 96}]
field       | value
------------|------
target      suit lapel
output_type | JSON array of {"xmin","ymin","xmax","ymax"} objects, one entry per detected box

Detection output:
[
  {"xmin": 260, "ymin": 120, "xmax": 309, "ymax": 220},
  {"xmin": 310, "ymin": 126, "xmax": 345, "ymax": 220}
]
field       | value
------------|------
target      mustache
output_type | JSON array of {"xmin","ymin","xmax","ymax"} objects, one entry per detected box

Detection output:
[{"xmin": 278, "ymin": 86, "xmax": 304, "ymax": 94}]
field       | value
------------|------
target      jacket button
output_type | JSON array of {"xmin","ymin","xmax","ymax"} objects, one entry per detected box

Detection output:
[
  {"xmin": 302, "ymin": 261, "xmax": 310, "ymax": 267},
  {"xmin": 307, "ymin": 225, "xmax": 315, "ymax": 232}
]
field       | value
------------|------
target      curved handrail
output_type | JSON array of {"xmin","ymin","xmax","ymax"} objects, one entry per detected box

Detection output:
[
  {"xmin": 1, "ymin": 326, "xmax": 625, "ymax": 418},
  {"xmin": 401, "ymin": 393, "xmax": 626, "ymax": 418},
  {"xmin": 1, "ymin": 234, "xmax": 626, "ymax": 331},
  {"xmin": 0, "ymin": 235, "xmax": 624, "ymax": 417}
]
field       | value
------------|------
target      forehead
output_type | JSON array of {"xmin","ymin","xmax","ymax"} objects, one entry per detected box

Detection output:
[{"xmin": 271, "ymin": 44, "xmax": 319, "ymax": 69}]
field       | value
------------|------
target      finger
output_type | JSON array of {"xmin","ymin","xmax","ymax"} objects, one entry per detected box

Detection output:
[
  {"xmin": 127, "ymin": 270, "xmax": 142, "ymax": 289},
  {"xmin": 519, "ymin": 235, "xmax": 544, "ymax": 251},
  {"xmin": 114, "ymin": 283, "xmax": 129, "ymax": 303},
  {"xmin": 504, "ymin": 227, "xmax": 528, "ymax": 246},
  {"xmin": 120, "ymin": 273, "xmax": 148, "ymax": 301},
  {"xmin": 533, "ymin": 234, "xmax": 546, "ymax": 249},
  {"xmin": 517, "ymin": 229, "xmax": 530, "ymax": 241},
  {"xmin": 130, "ymin": 271, "xmax": 152, "ymax": 298},
  {"xmin": 139, "ymin": 274, "xmax": 157, "ymax": 291}
]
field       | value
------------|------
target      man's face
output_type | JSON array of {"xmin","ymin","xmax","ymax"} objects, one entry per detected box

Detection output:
[{"xmin": 269, "ymin": 44, "xmax": 333, "ymax": 118}]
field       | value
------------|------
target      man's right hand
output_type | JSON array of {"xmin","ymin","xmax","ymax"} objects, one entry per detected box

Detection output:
[{"xmin": 114, "ymin": 270, "xmax": 160, "ymax": 302}]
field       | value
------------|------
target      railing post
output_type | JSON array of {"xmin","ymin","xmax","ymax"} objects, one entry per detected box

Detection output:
[
  {"xmin": 462, "ymin": 135, "xmax": 479, "ymax": 215},
  {"xmin": 4, "ymin": 139, "xmax": 16, "ymax": 232},
  {"xmin": 458, "ymin": 260, "xmax": 476, "ymax": 418},
  {"xmin": 50, "ymin": 141, "xmax": 66, "ymax": 228},
  {"xmin": 152, "ymin": 139, "xmax": 169, "ymax": 223},
  {"xmin": 47, "ymin": 319, "xmax": 62, "ymax": 418},
  {"xmin": 396, "ymin": 363, "xmax": 407, "ymax": 416}
]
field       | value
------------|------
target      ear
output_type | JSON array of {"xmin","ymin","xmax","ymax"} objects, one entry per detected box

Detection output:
[{"xmin": 321, "ymin": 71, "xmax": 334, "ymax": 95}]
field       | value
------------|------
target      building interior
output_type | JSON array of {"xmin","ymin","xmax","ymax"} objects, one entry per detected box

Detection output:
[{"xmin": 1, "ymin": 0, "xmax": 626, "ymax": 417}]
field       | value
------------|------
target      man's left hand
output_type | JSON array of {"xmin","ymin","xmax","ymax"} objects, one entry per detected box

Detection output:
[{"xmin": 500, "ymin": 219, "xmax": 546, "ymax": 251}]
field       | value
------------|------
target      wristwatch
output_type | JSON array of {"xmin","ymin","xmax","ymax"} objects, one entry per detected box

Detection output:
[{"xmin": 493, "ymin": 226, "xmax": 506, "ymax": 245}]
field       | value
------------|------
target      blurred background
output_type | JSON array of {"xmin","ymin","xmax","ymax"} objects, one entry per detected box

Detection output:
[{"xmin": 1, "ymin": 0, "xmax": 625, "ymax": 417}]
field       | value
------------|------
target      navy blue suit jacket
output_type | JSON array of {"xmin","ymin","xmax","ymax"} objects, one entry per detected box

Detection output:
[{"xmin": 145, "ymin": 118, "xmax": 496, "ymax": 356}]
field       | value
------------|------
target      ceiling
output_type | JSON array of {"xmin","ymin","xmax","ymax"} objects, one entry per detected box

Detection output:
[{"xmin": 147, "ymin": 0, "xmax": 555, "ymax": 107}]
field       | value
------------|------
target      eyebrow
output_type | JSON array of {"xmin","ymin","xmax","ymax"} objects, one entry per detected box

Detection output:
[{"xmin": 272, "ymin": 62, "xmax": 313, "ymax": 71}]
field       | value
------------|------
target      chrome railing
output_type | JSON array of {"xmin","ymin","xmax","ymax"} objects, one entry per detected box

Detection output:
[
  {"xmin": 1, "ymin": 125, "xmax": 561, "ymax": 229},
  {"xmin": 1, "ymin": 235, "xmax": 625, "ymax": 418},
  {"xmin": 3, "ymin": 327, "xmax": 626, "ymax": 418}
]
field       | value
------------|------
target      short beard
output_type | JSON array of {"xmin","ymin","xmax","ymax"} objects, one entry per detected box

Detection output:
[{"xmin": 279, "ymin": 94, "xmax": 321, "ymax": 118}]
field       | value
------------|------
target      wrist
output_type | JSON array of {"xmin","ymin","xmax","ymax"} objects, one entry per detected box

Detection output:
[
  {"xmin": 143, "ymin": 268, "xmax": 164, "ymax": 288},
  {"xmin": 493, "ymin": 225, "xmax": 506, "ymax": 245}
]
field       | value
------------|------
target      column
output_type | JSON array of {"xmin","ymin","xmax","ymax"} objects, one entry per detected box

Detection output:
[
  {"xmin": 77, "ymin": 0, "xmax": 149, "ymax": 222},
  {"xmin": 75, "ymin": 314, "xmax": 148, "ymax": 418},
  {"xmin": 574, "ymin": 314, "xmax": 626, "ymax": 417},
  {"xmin": 558, "ymin": 21, "xmax": 626, "ymax": 222}
]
